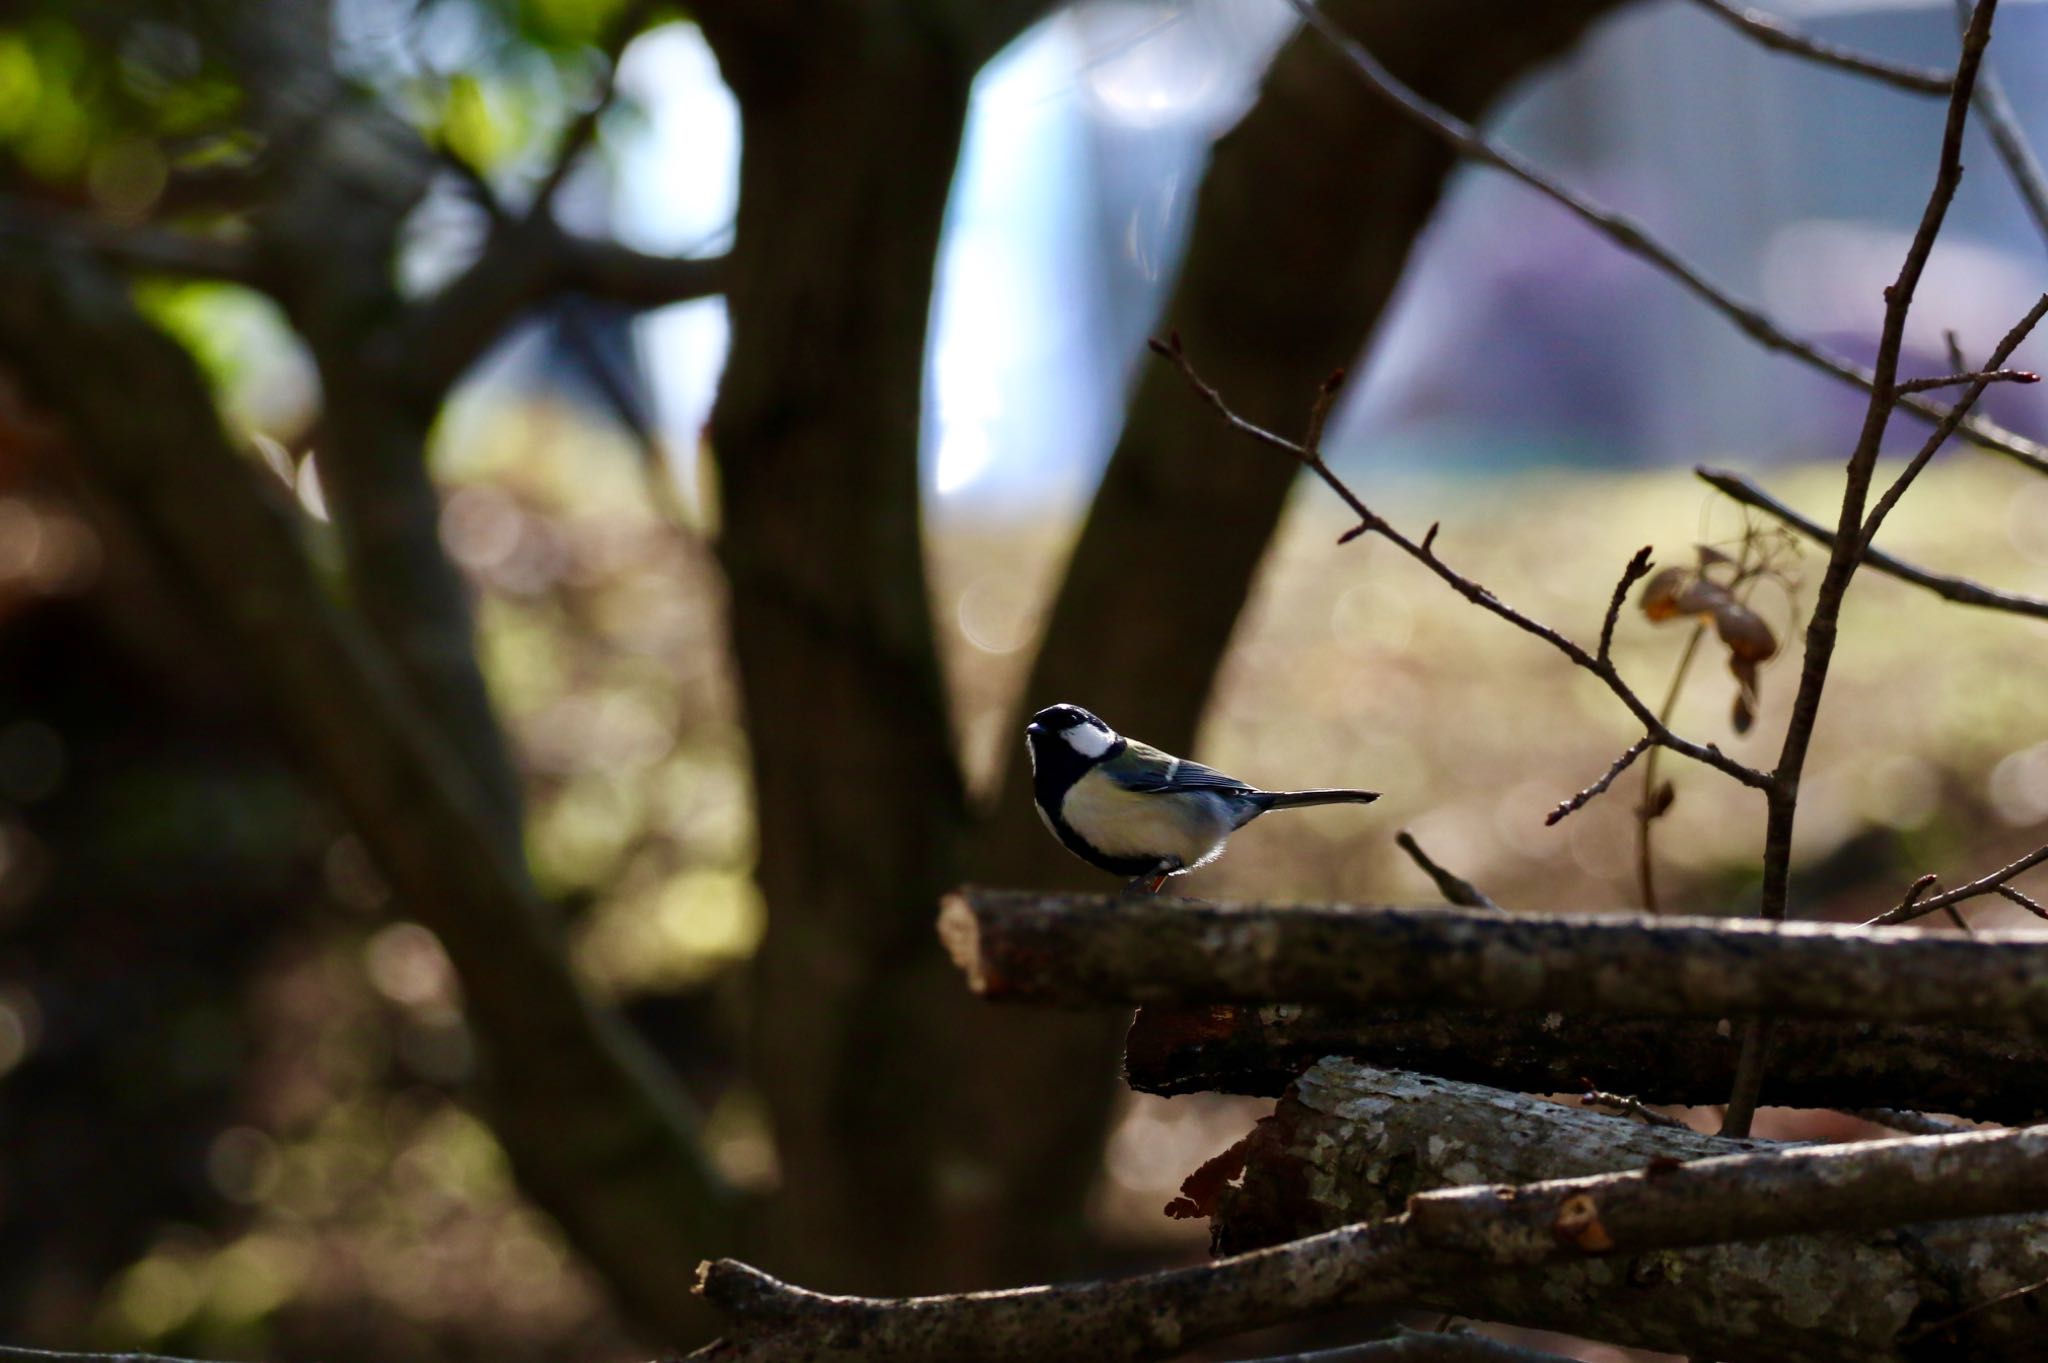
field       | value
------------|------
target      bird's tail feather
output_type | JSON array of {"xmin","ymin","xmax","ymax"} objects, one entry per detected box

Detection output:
[{"xmin": 1258, "ymin": 788, "xmax": 1380, "ymax": 810}]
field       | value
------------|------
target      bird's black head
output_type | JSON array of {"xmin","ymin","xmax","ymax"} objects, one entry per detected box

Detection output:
[{"xmin": 1025, "ymin": 703, "xmax": 1123, "ymax": 789}]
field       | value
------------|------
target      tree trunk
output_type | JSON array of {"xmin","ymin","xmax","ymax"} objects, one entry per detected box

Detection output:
[{"xmin": 699, "ymin": 19, "xmax": 986, "ymax": 1291}]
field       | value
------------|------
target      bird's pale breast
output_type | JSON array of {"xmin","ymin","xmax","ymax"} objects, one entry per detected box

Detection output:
[{"xmin": 1059, "ymin": 769, "xmax": 1233, "ymax": 865}]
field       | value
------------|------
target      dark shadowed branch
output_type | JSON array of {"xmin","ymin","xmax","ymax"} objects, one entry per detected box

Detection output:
[
  {"xmin": 1122, "ymin": 1001, "xmax": 2048, "ymax": 1122},
  {"xmin": 1697, "ymin": 467, "xmax": 2048, "ymax": 621}
]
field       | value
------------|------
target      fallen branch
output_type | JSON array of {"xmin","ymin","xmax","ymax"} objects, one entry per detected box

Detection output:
[
  {"xmin": 692, "ymin": 1117, "xmax": 2048, "ymax": 1361},
  {"xmin": 943, "ymin": 888, "xmax": 2048, "ymax": 1028},
  {"xmin": 1871, "ymin": 842, "xmax": 2048, "ymax": 926},
  {"xmin": 1122, "ymin": 1002, "xmax": 2048, "ymax": 1123},
  {"xmin": 1207, "ymin": 1061, "xmax": 2048, "ymax": 1361}
]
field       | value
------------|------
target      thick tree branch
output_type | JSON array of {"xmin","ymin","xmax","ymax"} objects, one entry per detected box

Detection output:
[
  {"xmin": 1122, "ymin": 1002, "xmax": 2048, "ymax": 1123},
  {"xmin": 0, "ymin": 240, "xmax": 734, "ymax": 1341},
  {"xmin": 1208, "ymin": 1061, "xmax": 2048, "ymax": 1360},
  {"xmin": 942, "ymin": 888, "xmax": 2048, "ymax": 1027},
  {"xmin": 1697, "ymin": 466, "xmax": 2048, "ymax": 621},
  {"xmin": 1284, "ymin": 0, "xmax": 2048, "ymax": 476},
  {"xmin": 691, "ymin": 1118, "xmax": 2048, "ymax": 1362},
  {"xmin": 399, "ymin": 217, "xmax": 728, "ymax": 402}
]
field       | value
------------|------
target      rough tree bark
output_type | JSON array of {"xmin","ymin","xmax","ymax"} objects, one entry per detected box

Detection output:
[
  {"xmin": 942, "ymin": 889, "xmax": 2048, "ymax": 1026},
  {"xmin": 1206, "ymin": 1061, "xmax": 2047, "ymax": 1360},
  {"xmin": 1124, "ymin": 1002, "xmax": 2048, "ymax": 1121}
]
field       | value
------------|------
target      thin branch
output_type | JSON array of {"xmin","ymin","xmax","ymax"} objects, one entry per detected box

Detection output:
[
  {"xmin": 1860, "ymin": 293, "xmax": 2048, "ymax": 552},
  {"xmin": 1393, "ymin": 830, "xmax": 1504, "ymax": 911},
  {"xmin": 691, "ymin": 1122, "xmax": 2048, "ymax": 1362},
  {"xmin": 1545, "ymin": 735, "xmax": 1652, "ymax": 826},
  {"xmin": 1148, "ymin": 333, "xmax": 1770, "ymax": 792},
  {"xmin": 1283, "ymin": 0, "xmax": 2048, "ymax": 477},
  {"xmin": 1903, "ymin": 1271, "xmax": 2048, "ymax": 1345},
  {"xmin": 1683, "ymin": 0, "xmax": 1953, "ymax": 94},
  {"xmin": 1868, "ymin": 843, "xmax": 2048, "ymax": 926},
  {"xmin": 1579, "ymin": 1086, "xmax": 1690, "ymax": 1129},
  {"xmin": 1697, "ymin": 466, "xmax": 2048, "ymax": 622},
  {"xmin": 1895, "ymin": 366, "xmax": 2037, "ymax": 394},
  {"xmin": 943, "ymin": 889, "xmax": 2048, "ymax": 1028},
  {"xmin": 1636, "ymin": 622, "xmax": 1706, "ymax": 914},
  {"xmin": 1597, "ymin": 546, "xmax": 1654, "ymax": 663},
  {"xmin": 1723, "ymin": 0, "xmax": 2002, "ymax": 1140},
  {"xmin": 1954, "ymin": 0, "xmax": 2048, "ymax": 249},
  {"xmin": 1998, "ymin": 883, "xmax": 2048, "ymax": 920},
  {"xmin": 529, "ymin": 0, "xmax": 657, "ymax": 219}
]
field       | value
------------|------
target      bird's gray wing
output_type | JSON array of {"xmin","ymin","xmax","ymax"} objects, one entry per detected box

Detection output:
[{"xmin": 1100, "ymin": 741, "xmax": 1256, "ymax": 797}]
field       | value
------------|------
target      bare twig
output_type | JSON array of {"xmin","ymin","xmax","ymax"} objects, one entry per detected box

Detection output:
[
  {"xmin": 1580, "ymin": 1085, "xmax": 1690, "ymax": 1129},
  {"xmin": 1149, "ymin": 334, "xmax": 1770, "ymax": 792},
  {"xmin": 1860, "ymin": 294, "xmax": 2048, "ymax": 550},
  {"xmin": 1895, "ymin": 366, "xmax": 2037, "ymax": 394},
  {"xmin": 1394, "ymin": 830, "xmax": 1504, "ymax": 911},
  {"xmin": 1697, "ymin": 467, "xmax": 2048, "ymax": 622},
  {"xmin": 1902, "ymin": 1271, "xmax": 2048, "ymax": 1345},
  {"xmin": 1283, "ymin": 0, "xmax": 2048, "ymax": 476},
  {"xmin": 1953, "ymin": 0, "xmax": 2048, "ymax": 249},
  {"xmin": 1998, "ymin": 884, "xmax": 2048, "ymax": 920},
  {"xmin": 1636, "ymin": 622, "xmax": 1706, "ymax": 914},
  {"xmin": 1683, "ymin": 0, "xmax": 1953, "ymax": 94},
  {"xmin": 1868, "ymin": 843, "xmax": 2048, "ymax": 926},
  {"xmin": 1598, "ymin": 546, "xmax": 1654, "ymax": 663},
  {"xmin": 1722, "ymin": 0, "xmax": 2001, "ymax": 1140},
  {"xmin": 1545, "ymin": 735, "xmax": 1652, "ymax": 826},
  {"xmin": 529, "ymin": 0, "xmax": 657, "ymax": 219}
]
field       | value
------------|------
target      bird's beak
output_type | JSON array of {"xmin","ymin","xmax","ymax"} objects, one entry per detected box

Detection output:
[{"xmin": 1025, "ymin": 722, "xmax": 1045, "ymax": 736}]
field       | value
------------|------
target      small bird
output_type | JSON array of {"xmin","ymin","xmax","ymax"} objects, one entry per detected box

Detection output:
[{"xmin": 1025, "ymin": 703, "xmax": 1379, "ymax": 893}]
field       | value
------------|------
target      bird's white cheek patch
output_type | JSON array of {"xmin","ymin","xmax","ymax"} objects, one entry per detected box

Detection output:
[{"xmin": 1063, "ymin": 724, "xmax": 1113, "ymax": 758}]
